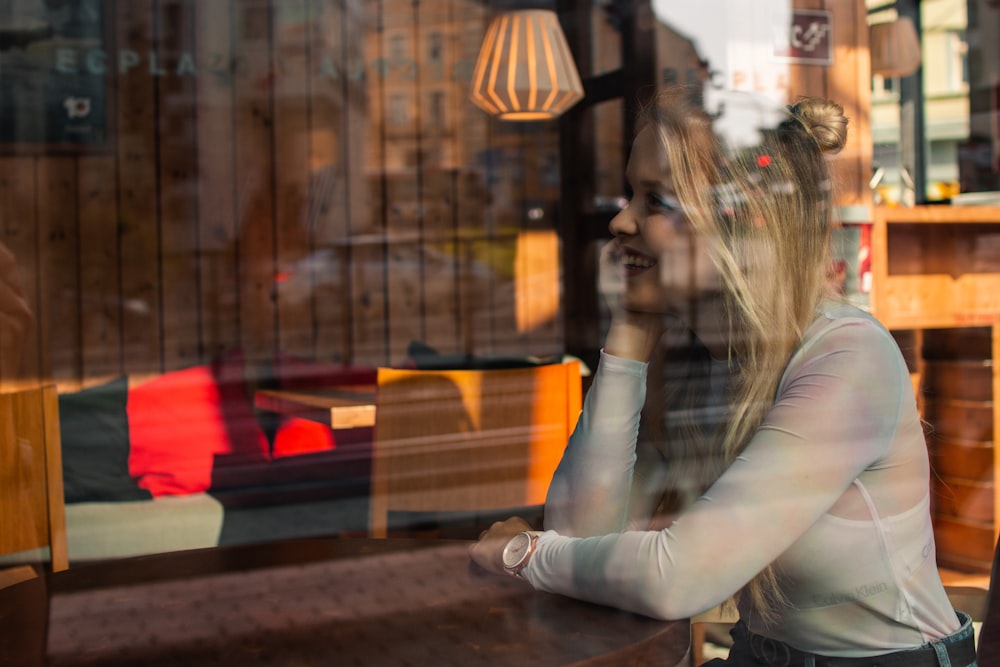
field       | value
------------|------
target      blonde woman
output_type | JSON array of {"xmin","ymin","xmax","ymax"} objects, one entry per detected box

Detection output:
[{"xmin": 469, "ymin": 89, "xmax": 977, "ymax": 666}]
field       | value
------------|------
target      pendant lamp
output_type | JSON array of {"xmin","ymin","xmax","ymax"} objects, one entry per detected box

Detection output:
[
  {"xmin": 469, "ymin": 9, "xmax": 584, "ymax": 121},
  {"xmin": 869, "ymin": 17, "xmax": 921, "ymax": 78}
]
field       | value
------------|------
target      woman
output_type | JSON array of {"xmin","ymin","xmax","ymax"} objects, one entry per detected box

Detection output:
[{"xmin": 468, "ymin": 89, "xmax": 977, "ymax": 666}]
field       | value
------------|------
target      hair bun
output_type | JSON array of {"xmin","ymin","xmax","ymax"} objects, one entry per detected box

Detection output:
[{"xmin": 789, "ymin": 97, "xmax": 848, "ymax": 155}]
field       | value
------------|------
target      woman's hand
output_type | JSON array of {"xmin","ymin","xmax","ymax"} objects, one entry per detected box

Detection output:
[
  {"xmin": 0, "ymin": 241, "xmax": 32, "ymax": 382},
  {"xmin": 598, "ymin": 240, "xmax": 665, "ymax": 362},
  {"xmin": 467, "ymin": 516, "xmax": 534, "ymax": 576}
]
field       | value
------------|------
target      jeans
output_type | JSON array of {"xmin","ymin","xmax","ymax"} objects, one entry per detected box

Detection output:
[{"xmin": 699, "ymin": 610, "xmax": 977, "ymax": 667}]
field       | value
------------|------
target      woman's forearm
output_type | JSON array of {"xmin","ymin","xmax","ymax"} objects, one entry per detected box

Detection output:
[{"xmin": 544, "ymin": 352, "xmax": 648, "ymax": 536}]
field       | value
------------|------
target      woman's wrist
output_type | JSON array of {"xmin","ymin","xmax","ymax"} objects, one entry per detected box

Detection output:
[{"xmin": 604, "ymin": 313, "xmax": 664, "ymax": 362}]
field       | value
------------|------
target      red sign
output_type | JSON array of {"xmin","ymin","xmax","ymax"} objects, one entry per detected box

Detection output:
[{"xmin": 773, "ymin": 9, "xmax": 833, "ymax": 65}]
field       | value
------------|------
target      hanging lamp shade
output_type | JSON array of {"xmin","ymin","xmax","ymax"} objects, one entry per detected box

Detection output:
[
  {"xmin": 869, "ymin": 17, "xmax": 922, "ymax": 78},
  {"xmin": 469, "ymin": 9, "xmax": 584, "ymax": 121}
]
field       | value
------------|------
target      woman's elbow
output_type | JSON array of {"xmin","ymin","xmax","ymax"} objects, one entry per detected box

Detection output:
[{"xmin": 631, "ymin": 577, "xmax": 723, "ymax": 621}]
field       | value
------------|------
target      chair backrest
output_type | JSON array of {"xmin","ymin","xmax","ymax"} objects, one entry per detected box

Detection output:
[
  {"xmin": 0, "ymin": 385, "xmax": 68, "ymax": 571},
  {"xmin": 977, "ymin": 534, "xmax": 1000, "ymax": 662},
  {"xmin": 368, "ymin": 361, "xmax": 582, "ymax": 538}
]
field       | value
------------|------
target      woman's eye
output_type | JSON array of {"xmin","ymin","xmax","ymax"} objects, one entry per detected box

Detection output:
[{"xmin": 648, "ymin": 193, "xmax": 683, "ymax": 213}]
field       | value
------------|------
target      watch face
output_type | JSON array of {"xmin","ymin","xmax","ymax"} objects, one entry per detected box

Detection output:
[{"xmin": 502, "ymin": 532, "xmax": 532, "ymax": 569}]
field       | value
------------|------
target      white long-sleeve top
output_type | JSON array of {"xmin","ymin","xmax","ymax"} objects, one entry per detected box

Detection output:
[{"xmin": 524, "ymin": 302, "xmax": 959, "ymax": 657}]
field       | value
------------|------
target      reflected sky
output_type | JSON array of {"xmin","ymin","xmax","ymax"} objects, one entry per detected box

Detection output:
[{"xmin": 653, "ymin": 0, "xmax": 806, "ymax": 150}]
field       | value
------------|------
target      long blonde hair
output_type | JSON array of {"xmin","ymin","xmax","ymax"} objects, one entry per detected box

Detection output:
[{"xmin": 640, "ymin": 88, "xmax": 849, "ymax": 623}]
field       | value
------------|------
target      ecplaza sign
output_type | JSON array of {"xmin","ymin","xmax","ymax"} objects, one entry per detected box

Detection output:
[{"xmin": 52, "ymin": 48, "xmax": 480, "ymax": 83}]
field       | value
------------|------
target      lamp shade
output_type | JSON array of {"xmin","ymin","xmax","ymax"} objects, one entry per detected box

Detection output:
[
  {"xmin": 470, "ymin": 9, "xmax": 584, "ymax": 121},
  {"xmin": 869, "ymin": 17, "xmax": 922, "ymax": 78}
]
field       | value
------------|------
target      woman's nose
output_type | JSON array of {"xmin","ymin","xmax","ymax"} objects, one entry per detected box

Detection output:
[{"xmin": 608, "ymin": 205, "xmax": 636, "ymax": 237}]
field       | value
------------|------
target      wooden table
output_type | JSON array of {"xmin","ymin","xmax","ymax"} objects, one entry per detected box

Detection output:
[
  {"xmin": 32, "ymin": 537, "xmax": 690, "ymax": 666},
  {"xmin": 254, "ymin": 385, "xmax": 376, "ymax": 429}
]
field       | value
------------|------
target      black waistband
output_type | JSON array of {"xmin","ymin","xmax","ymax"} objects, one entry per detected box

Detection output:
[{"xmin": 742, "ymin": 622, "xmax": 976, "ymax": 667}]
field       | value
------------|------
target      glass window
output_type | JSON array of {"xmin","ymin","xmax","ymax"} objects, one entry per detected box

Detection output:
[
  {"xmin": 0, "ymin": 0, "xmax": 564, "ymax": 549},
  {"xmin": 3, "ymin": 7, "xmax": 1000, "ymax": 662}
]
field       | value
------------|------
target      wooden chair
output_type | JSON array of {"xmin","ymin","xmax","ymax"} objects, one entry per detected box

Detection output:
[
  {"xmin": 0, "ymin": 385, "xmax": 68, "ymax": 572},
  {"xmin": 689, "ymin": 603, "xmax": 738, "ymax": 665},
  {"xmin": 0, "ymin": 385, "xmax": 64, "ymax": 666},
  {"xmin": 368, "ymin": 361, "xmax": 582, "ymax": 538},
  {"xmin": 945, "ymin": 534, "xmax": 1000, "ymax": 662}
]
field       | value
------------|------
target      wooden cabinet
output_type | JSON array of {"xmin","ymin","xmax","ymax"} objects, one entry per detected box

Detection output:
[{"xmin": 870, "ymin": 205, "xmax": 1000, "ymax": 572}]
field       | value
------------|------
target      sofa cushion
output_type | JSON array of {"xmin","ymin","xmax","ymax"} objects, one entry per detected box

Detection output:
[
  {"xmin": 128, "ymin": 353, "xmax": 270, "ymax": 497},
  {"xmin": 60, "ymin": 376, "xmax": 152, "ymax": 503},
  {"xmin": 271, "ymin": 417, "xmax": 336, "ymax": 459},
  {"xmin": 210, "ymin": 441, "xmax": 372, "ymax": 506}
]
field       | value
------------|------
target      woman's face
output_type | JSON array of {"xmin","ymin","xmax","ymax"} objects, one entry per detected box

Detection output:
[{"xmin": 608, "ymin": 125, "xmax": 721, "ymax": 315}]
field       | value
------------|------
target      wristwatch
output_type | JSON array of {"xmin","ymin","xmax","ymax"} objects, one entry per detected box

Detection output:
[{"xmin": 502, "ymin": 531, "xmax": 541, "ymax": 577}]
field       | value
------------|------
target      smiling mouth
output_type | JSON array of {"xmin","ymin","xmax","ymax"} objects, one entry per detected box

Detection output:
[{"xmin": 621, "ymin": 250, "xmax": 656, "ymax": 274}]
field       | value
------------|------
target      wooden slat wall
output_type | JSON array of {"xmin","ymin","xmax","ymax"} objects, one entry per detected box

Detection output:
[
  {"xmin": 35, "ymin": 158, "xmax": 81, "ymax": 386},
  {"xmin": 272, "ymin": 0, "xmax": 314, "ymax": 360},
  {"xmin": 0, "ymin": 158, "xmax": 41, "ymax": 387},
  {"xmin": 117, "ymin": 0, "xmax": 162, "ymax": 382},
  {"xmin": 235, "ymin": 1, "xmax": 279, "ymax": 374},
  {"xmin": 157, "ymin": 0, "xmax": 201, "ymax": 371},
  {"xmin": 195, "ymin": 0, "xmax": 240, "ymax": 361},
  {"xmin": 78, "ymin": 154, "xmax": 121, "ymax": 379},
  {"xmin": 0, "ymin": 0, "xmax": 566, "ymax": 393}
]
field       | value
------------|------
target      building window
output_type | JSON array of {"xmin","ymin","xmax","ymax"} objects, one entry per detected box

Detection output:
[
  {"xmin": 428, "ymin": 32, "xmax": 443, "ymax": 62},
  {"xmin": 389, "ymin": 33, "xmax": 406, "ymax": 62},
  {"xmin": 945, "ymin": 29, "xmax": 969, "ymax": 93},
  {"xmin": 389, "ymin": 93, "xmax": 409, "ymax": 126},
  {"xmin": 428, "ymin": 91, "xmax": 446, "ymax": 128},
  {"xmin": 872, "ymin": 74, "xmax": 896, "ymax": 100}
]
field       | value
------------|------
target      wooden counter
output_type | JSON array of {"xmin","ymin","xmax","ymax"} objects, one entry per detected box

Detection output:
[{"xmin": 870, "ymin": 205, "xmax": 1000, "ymax": 571}]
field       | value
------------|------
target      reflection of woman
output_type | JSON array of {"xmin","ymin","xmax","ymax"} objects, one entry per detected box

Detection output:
[
  {"xmin": 0, "ymin": 240, "xmax": 32, "ymax": 384},
  {"xmin": 470, "ymin": 89, "xmax": 977, "ymax": 665}
]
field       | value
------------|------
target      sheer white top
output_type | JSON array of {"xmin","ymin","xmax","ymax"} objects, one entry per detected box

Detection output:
[{"xmin": 525, "ymin": 302, "xmax": 959, "ymax": 657}]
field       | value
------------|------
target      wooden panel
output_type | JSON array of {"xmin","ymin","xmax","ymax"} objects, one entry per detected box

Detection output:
[
  {"xmin": 35, "ymin": 158, "xmax": 81, "ymax": 390},
  {"xmin": 0, "ymin": 157, "xmax": 40, "ymax": 390},
  {"xmin": 994, "ymin": 324, "xmax": 1000, "ymax": 553},
  {"xmin": 309, "ymin": 0, "xmax": 353, "ymax": 363},
  {"xmin": 871, "ymin": 206, "xmax": 1000, "ymax": 329},
  {"xmin": 234, "ymin": 0, "xmax": 278, "ymax": 370},
  {"xmin": 77, "ymin": 155, "xmax": 122, "ymax": 380},
  {"xmin": 934, "ymin": 515, "xmax": 996, "ymax": 572},
  {"xmin": 273, "ymin": 0, "xmax": 316, "ymax": 358},
  {"xmin": 351, "ymin": 237, "xmax": 389, "ymax": 366},
  {"xmin": 824, "ymin": 0, "xmax": 872, "ymax": 211},
  {"xmin": 0, "ymin": 385, "xmax": 66, "ymax": 572},
  {"xmin": 931, "ymin": 436, "xmax": 994, "ymax": 481},
  {"xmin": 923, "ymin": 326, "xmax": 993, "ymax": 360},
  {"xmin": 383, "ymin": 2, "xmax": 424, "ymax": 362},
  {"xmin": 933, "ymin": 476, "xmax": 994, "ymax": 524},
  {"xmin": 924, "ymin": 399, "xmax": 994, "ymax": 442},
  {"xmin": 157, "ymin": 0, "xmax": 202, "ymax": 370},
  {"xmin": 369, "ymin": 361, "xmax": 581, "ymax": 537},
  {"xmin": 420, "ymin": 171, "xmax": 462, "ymax": 354},
  {"xmin": 195, "ymin": 0, "xmax": 241, "ymax": 360},
  {"xmin": 455, "ymin": 171, "xmax": 489, "ymax": 356},
  {"xmin": 924, "ymin": 360, "xmax": 993, "ymax": 402},
  {"xmin": 116, "ymin": 0, "xmax": 163, "ymax": 377}
]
